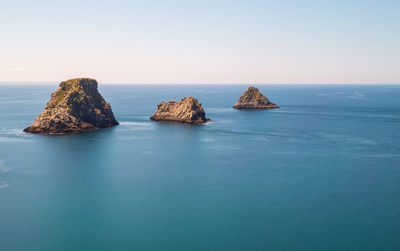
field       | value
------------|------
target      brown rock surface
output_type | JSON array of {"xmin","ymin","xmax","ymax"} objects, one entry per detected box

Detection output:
[
  {"xmin": 233, "ymin": 86, "xmax": 279, "ymax": 109},
  {"xmin": 24, "ymin": 78, "xmax": 118, "ymax": 134},
  {"xmin": 150, "ymin": 96, "xmax": 210, "ymax": 124}
]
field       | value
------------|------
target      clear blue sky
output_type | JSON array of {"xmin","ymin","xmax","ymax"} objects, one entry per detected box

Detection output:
[{"xmin": 1, "ymin": 0, "xmax": 399, "ymax": 84}]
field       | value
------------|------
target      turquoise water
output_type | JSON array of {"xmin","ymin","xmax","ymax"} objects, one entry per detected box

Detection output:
[{"xmin": 0, "ymin": 84, "xmax": 399, "ymax": 250}]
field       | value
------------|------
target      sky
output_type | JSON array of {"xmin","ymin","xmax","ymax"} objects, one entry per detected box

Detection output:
[{"xmin": 0, "ymin": 0, "xmax": 399, "ymax": 84}]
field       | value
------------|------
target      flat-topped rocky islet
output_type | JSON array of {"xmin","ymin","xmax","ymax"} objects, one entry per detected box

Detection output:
[
  {"xmin": 150, "ymin": 96, "xmax": 210, "ymax": 124},
  {"xmin": 233, "ymin": 86, "xmax": 279, "ymax": 109},
  {"xmin": 24, "ymin": 78, "xmax": 119, "ymax": 134}
]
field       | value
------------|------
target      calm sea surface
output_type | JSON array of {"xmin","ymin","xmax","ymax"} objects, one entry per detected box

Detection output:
[{"xmin": 0, "ymin": 84, "xmax": 399, "ymax": 250}]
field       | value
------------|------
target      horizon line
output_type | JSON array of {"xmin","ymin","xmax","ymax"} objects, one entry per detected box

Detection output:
[{"xmin": 0, "ymin": 82, "xmax": 399, "ymax": 85}]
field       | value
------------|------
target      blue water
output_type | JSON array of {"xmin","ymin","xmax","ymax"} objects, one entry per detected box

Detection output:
[{"xmin": 0, "ymin": 84, "xmax": 399, "ymax": 250}]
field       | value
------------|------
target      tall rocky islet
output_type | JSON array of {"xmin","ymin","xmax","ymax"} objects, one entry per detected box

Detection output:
[
  {"xmin": 233, "ymin": 86, "xmax": 279, "ymax": 109},
  {"xmin": 150, "ymin": 96, "xmax": 210, "ymax": 124},
  {"xmin": 24, "ymin": 78, "xmax": 119, "ymax": 134}
]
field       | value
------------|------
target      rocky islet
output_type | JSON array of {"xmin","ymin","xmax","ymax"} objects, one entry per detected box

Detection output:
[
  {"xmin": 233, "ymin": 86, "xmax": 279, "ymax": 109},
  {"xmin": 150, "ymin": 96, "xmax": 210, "ymax": 124},
  {"xmin": 24, "ymin": 78, "xmax": 119, "ymax": 134}
]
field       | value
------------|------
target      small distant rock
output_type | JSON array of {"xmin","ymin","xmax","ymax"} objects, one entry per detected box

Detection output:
[
  {"xmin": 233, "ymin": 86, "xmax": 279, "ymax": 109},
  {"xmin": 150, "ymin": 96, "xmax": 210, "ymax": 124},
  {"xmin": 24, "ymin": 78, "xmax": 119, "ymax": 134}
]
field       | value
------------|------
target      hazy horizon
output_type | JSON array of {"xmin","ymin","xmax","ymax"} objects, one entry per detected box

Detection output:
[
  {"xmin": 0, "ymin": 81, "xmax": 399, "ymax": 85},
  {"xmin": 1, "ymin": 0, "xmax": 399, "ymax": 84}
]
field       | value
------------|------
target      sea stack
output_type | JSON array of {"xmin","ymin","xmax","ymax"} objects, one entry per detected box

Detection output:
[
  {"xmin": 150, "ymin": 96, "xmax": 210, "ymax": 124},
  {"xmin": 24, "ymin": 78, "xmax": 119, "ymax": 134},
  {"xmin": 233, "ymin": 86, "xmax": 279, "ymax": 109}
]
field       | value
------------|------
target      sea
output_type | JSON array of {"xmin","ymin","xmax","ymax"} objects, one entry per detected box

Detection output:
[{"xmin": 0, "ymin": 84, "xmax": 399, "ymax": 250}]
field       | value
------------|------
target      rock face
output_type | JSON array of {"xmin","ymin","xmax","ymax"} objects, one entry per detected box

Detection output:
[
  {"xmin": 24, "ymin": 78, "xmax": 119, "ymax": 134},
  {"xmin": 150, "ymin": 96, "xmax": 210, "ymax": 124},
  {"xmin": 233, "ymin": 86, "xmax": 279, "ymax": 109}
]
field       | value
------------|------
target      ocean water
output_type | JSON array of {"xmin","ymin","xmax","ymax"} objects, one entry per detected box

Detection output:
[{"xmin": 0, "ymin": 84, "xmax": 399, "ymax": 250}]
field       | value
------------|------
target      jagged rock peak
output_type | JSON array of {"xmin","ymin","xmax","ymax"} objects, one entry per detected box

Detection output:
[
  {"xmin": 150, "ymin": 96, "xmax": 210, "ymax": 124},
  {"xmin": 24, "ymin": 78, "xmax": 119, "ymax": 134},
  {"xmin": 233, "ymin": 86, "xmax": 279, "ymax": 109}
]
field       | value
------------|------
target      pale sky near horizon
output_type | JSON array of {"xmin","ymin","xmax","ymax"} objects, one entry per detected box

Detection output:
[{"xmin": 1, "ymin": 0, "xmax": 399, "ymax": 84}]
